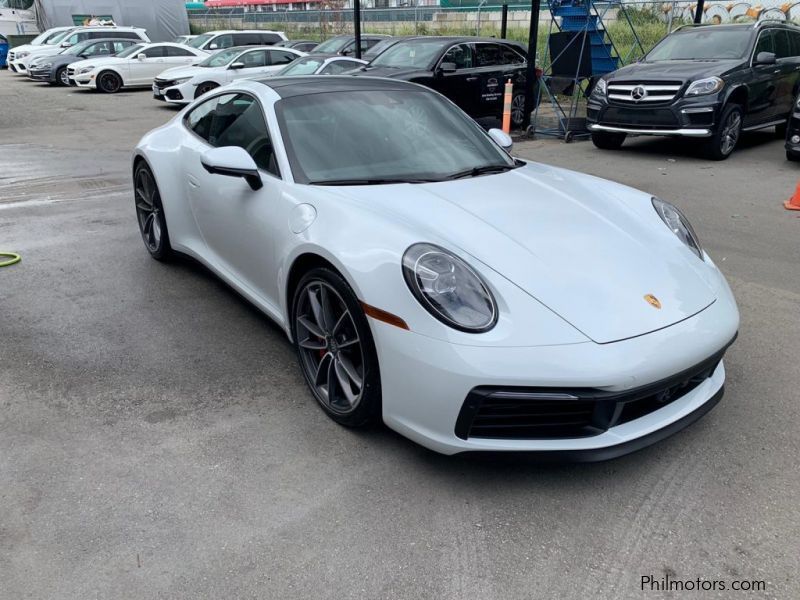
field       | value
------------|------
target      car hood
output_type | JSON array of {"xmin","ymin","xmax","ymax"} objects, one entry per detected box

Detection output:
[
  {"xmin": 157, "ymin": 65, "xmax": 209, "ymax": 80},
  {"xmin": 333, "ymin": 164, "xmax": 716, "ymax": 344},
  {"xmin": 608, "ymin": 59, "xmax": 743, "ymax": 82},
  {"xmin": 71, "ymin": 56, "xmax": 124, "ymax": 70},
  {"xmin": 25, "ymin": 45, "xmax": 63, "ymax": 56}
]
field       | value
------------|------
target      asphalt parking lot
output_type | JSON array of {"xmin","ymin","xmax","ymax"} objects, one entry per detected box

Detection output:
[{"xmin": 1, "ymin": 72, "xmax": 799, "ymax": 599}]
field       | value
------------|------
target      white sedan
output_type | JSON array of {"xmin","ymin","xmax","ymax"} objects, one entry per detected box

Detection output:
[
  {"xmin": 152, "ymin": 45, "xmax": 305, "ymax": 105},
  {"xmin": 132, "ymin": 77, "xmax": 739, "ymax": 459},
  {"xmin": 68, "ymin": 42, "xmax": 207, "ymax": 93}
]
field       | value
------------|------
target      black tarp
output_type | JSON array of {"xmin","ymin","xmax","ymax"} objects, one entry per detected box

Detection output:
[{"xmin": 33, "ymin": 0, "xmax": 189, "ymax": 42}]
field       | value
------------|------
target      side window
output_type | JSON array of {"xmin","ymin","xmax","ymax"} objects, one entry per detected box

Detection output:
[
  {"xmin": 234, "ymin": 33, "xmax": 261, "ymax": 46},
  {"xmin": 186, "ymin": 93, "xmax": 279, "ymax": 177},
  {"xmin": 118, "ymin": 32, "xmax": 140, "ymax": 40},
  {"xmin": 240, "ymin": 49, "xmax": 267, "ymax": 67},
  {"xmin": 475, "ymin": 43, "xmax": 503, "ymax": 67},
  {"xmin": 86, "ymin": 42, "xmax": 111, "ymax": 56},
  {"xmin": 362, "ymin": 38, "xmax": 381, "ymax": 51},
  {"xmin": 774, "ymin": 30, "xmax": 791, "ymax": 59},
  {"xmin": 267, "ymin": 50, "xmax": 297, "ymax": 66},
  {"xmin": 442, "ymin": 44, "xmax": 474, "ymax": 69},
  {"xmin": 65, "ymin": 33, "xmax": 80, "ymax": 45},
  {"xmin": 165, "ymin": 46, "xmax": 196, "ymax": 57},
  {"xmin": 755, "ymin": 30, "xmax": 775, "ymax": 57},
  {"xmin": 261, "ymin": 33, "xmax": 282, "ymax": 44},
  {"xmin": 213, "ymin": 34, "xmax": 234, "ymax": 49},
  {"xmin": 143, "ymin": 45, "xmax": 165, "ymax": 58},
  {"xmin": 320, "ymin": 59, "xmax": 360, "ymax": 75},
  {"xmin": 113, "ymin": 41, "xmax": 133, "ymax": 53},
  {"xmin": 501, "ymin": 46, "xmax": 526, "ymax": 65}
]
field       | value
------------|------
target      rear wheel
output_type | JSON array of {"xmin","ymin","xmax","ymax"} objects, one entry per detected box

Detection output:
[
  {"xmin": 134, "ymin": 162, "xmax": 172, "ymax": 261},
  {"xmin": 704, "ymin": 104, "xmax": 742, "ymax": 160},
  {"xmin": 591, "ymin": 131, "xmax": 626, "ymax": 150},
  {"xmin": 97, "ymin": 70, "xmax": 122, "ymax": 94},
  {"xmin": 194, "ymin": 81, "xmax": 219, "ymax": 99},
  {"xmin": 291, "ymin": 268, "xmax": 381, "ymax": 428}
]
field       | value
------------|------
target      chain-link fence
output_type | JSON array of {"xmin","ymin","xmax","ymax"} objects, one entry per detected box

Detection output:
[{"xmin": 187, "ymin": 2, "xmax": 800, "ymax": 64}]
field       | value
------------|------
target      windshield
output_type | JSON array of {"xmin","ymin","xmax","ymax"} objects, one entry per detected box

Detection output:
[
  {"xmin": 62, "ymin": 41, "xmax": 91, "ymax": 55},
  {"xmin": 369, "ymin": 40, "xmax": 447, "ymax": 69},
  {"xmin": 198, "ymin": 47, "xmax": 241, "ymax": 67},
  {"xmin": 363, "ymin": 38, "xmax": 396, "ymax": 59},
  {"xmin": 31, "ymin": 29, "xmax": 59, "ymax": 45},
  {"xmin": 46, "ymin": 30, "xmax": 72, "ymax": 45},
  {"xmin": 312, "ymin": 37, "xmax": 349, "ymax": 54},
  {"xmin": 188, "ymin": 33, "xmax": 214, "ymax": 49},
  {"xmin": 278, "ymin": 56, "xmax": 324, "ymax": 75},
  {"xmin": 647, "ymin": 29, "xmax": 751, "ymax": 61},
  {"xmin": 276, "ymin": 90, "xmax": 515, "ymax": 185},
  {"xmin": 116, "ymin": 44, "xmax": 145, "ymax": 59}
]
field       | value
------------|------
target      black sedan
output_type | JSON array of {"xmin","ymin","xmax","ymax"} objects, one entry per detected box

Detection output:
[
  {"xmin": 352, "ymin": 36, "xmax": 530, "ymax": 128},
  {"xmin": 275, "ymin": 39, "xmax": 319, "ymax": 53},
  {"xmin": 311, "ymin": 34, "xmax": 390, "ymax": 57},
  {"xmin": 27, "ymin": 38, "xmax": 137, "ymax": 86}
]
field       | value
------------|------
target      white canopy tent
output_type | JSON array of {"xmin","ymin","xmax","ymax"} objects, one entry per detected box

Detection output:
[{"xmin": 33, "ymin": 0, "xmax": 189, "ymax": 41}]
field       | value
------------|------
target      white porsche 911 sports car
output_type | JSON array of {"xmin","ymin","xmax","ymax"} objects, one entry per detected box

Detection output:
[{"xmin": 133, "ymin": 77, "xmax": 739, "ymax": 459}]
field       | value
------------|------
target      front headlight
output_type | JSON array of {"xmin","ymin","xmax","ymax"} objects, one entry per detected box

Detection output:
[
  {"xmin": 402, "ymin": 243, "xmax": 497, "ymax": 332},
  {"xmin": 38, "ymin": 61, "xmax": 53, "ymax": 68},
  {"xmin": 78, "ymin": 67, "xmax": 94, "ymax": 75},
  {"xmin": 172, "ymin": 77, "xmax": 192, "ymax": 85},
  {"xmin": 652, "ymin": 198, "xmax": 703, "ymax": 260},
  {"xmin": 592, "ymin": 78, "xmax": 607, "ymax": 97},
  {"xmin": 17, "ymin": 51, "xmax": 30, "ymax": 59},
  {"xmin": 685, "ymin": 76, "xmax": 724, "ymax": 97}
]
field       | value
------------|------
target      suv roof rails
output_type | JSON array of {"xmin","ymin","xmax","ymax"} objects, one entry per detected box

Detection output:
[{"xmin": 755, "ymin": 19, "xmax": 800, "ymax": 29}]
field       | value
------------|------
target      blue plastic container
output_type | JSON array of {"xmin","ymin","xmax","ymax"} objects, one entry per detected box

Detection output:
[{"xmin": 0, "ymin": 36, "xmax": 8, "ymax": 69}]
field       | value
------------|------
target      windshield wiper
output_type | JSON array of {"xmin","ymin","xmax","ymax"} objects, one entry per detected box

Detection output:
[
  {"xmin": 309, "ymin": 177, "xmax": 438, "ymax": 186},
  {"xmin": 442, "ymin": 164, "xmax": 517, "ymax": 180}
]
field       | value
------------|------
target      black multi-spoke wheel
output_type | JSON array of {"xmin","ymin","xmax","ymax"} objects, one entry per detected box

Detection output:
[
  {"xmin": 97, "ymin": 70, "xmax": 122, "ymax": 93},
  {"xmin": 292, "ymin": 268, "xmax": 381, "ymax": 427},
  {"xmin": 134, "ymin": 163, "xmax": 172, "ymax": 260},
  {"xmin": 194, "ymin": 81, "xmax": 219, "ymax": 99},
  {"xmin": 704, "ymin": 103, "xmax": 742, "ymax": 160}
]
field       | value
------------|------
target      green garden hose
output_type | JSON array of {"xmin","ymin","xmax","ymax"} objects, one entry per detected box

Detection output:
[{"xmin": 0, "ymin": 252, "xmax": 21, "ymax": 267}]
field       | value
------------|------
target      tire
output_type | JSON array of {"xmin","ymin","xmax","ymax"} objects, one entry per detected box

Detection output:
[
  {"xmin": 133, "ymin": 162, "xmax": 173, "ymax": 261},
  {"xmin": 194, "ymin": 81, "xmax": 219, "ymax": 99},
  {"xmin": 97, "ymin": 70, "xmax": 122, "ymax": 94},
  {"xmin": 591, "ymin": 131, "xmax": 626, "ymax": 150},
  {"xmin": 291, "ymin": 267, "xmax": 381, "ymax": 428},
  {"xmin": 509, "ymin": 85, "xmax": 540, "ymax": 130},
  {"xmin": 787, "ymin": 150, "xmax": 800, "ymax": 162},
  {"xmin": 703, "ymin": 104, "xmax": 743, "ymax": 160},
  {"xmin": 55, "ymin": 66, "xmax": 69, "ymax": 87}
]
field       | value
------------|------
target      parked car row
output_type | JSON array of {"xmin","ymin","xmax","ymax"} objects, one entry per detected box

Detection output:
[
  {"xmin": 9, "ymin": 28, "xmax": 538, "ymax": 131},
  {"xmin": 587, "ymin": 20, "xmax": 800, "ymax": 161}
]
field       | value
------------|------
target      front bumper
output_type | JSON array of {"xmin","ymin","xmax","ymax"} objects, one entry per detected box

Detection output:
[
  {"xmin": 587, "ymin": 95, "xmax": 720, "ymax": 138},
  {"xmin": 372, "ymin": 277, "xmax": 738, "ymax": 458},
  {"xmin": 152, "ymin": 80, "xmax": 193, "ymax": 104},
  {"xmin": 26, "ymin": 67, "xmax": 54, "ymax": 82}
]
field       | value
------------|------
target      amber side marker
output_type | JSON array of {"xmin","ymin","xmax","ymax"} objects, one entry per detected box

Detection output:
[{"xmin": 361, "ymin": 302, "xmax": 409, "ymax": 330}]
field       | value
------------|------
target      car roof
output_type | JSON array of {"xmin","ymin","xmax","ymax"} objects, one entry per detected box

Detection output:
[
  {"xmin": 254, "ymin": 75, "xmax": 423, "ymax": 98},
  {"xmin": 202, "ymin": 29, "xmax": 284, "ymax": 35}
]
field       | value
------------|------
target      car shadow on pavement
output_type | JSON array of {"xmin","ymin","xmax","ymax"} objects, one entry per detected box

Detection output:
[{"xmin": 612, "ymin": 129, "xmax": 780, "ymax": 160}]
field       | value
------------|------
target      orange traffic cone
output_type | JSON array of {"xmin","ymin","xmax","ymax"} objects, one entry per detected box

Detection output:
[{"xmin": 786, "ymin": 182, "xmax": 800, "ymax": 211}]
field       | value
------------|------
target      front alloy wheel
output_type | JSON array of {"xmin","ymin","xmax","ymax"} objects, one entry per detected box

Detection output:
[
  {"xmin": 97, "ymin": 70, "xmax": 122, "ymax": 93},
  {"xmin": 134, "ymin": 163, "xmax": 172, "ymax": 260},
  {"xmin": 292, "ymin": 268, "xmax": 380, "ymax": 427},
  {"xmin": 705, "ymin": 104, "xmax": 742, "ymax": 160},
  {"xmin": 57, "ymin": 66, "xmax": 69, "ymax": 86}
]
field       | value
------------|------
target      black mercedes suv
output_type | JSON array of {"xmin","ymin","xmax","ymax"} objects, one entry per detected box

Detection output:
[{"xmin": 587, "ymin": 22, "xmax": 800, "ymax": 159}]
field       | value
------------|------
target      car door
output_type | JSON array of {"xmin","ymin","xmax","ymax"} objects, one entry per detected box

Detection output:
[
  {"xmin": 748, "ymin": 29, "xmax": 783, "ymax": 125},
  {"xmin": 473, "ymin": 42, "xmax": 510, "ymax": 118},
  {"xmin": 430, "ymin": 43, "xmax": 479, "ymax": 116},
  {"xmin": 163, "ymin": 45, "xmax": 201, "ymax": 69},
  {"xmin": 181, "ymin": 93, "xmax": 284, "ymax": 303},
  {"xmin": 227, "ymin": 48, "xmax": 270, "ymax": 82},
  {"xmin": 128, "ymin": 45, "xmax": 167, "ymax": 85},
  {"xmin": 773, "ymin": 29, "xmax": 800, "ymax": 117}
]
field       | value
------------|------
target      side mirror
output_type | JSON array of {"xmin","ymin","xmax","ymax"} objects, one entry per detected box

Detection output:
[
  {"xmin": 137, "ymin": 53, "xmax": 146, "ymax": 61},
  {"xmin": 439, "ymin": 61, "xmax": 457, "ymax": 74},
  {"xmin": 755, "ymin": 51, "xmax": 777, "ymax": 65},
  {"xmin": 208, "ymin": 43, "xmax": 218, "ymax": 50},
  {"xmin": 201, "ymin": 147, "xmax": 263, "ymax": 191},
  {"xmin": 61, "ymin": 42, "xmax": 73, "ymax": 48},
  {"xmin": 78, "ymin": 53, "xmax": 88, "ymax": 58},
  {"xmin": 229, "ymin": 62, "xmax": 245, "ymax": 70},
  {"xmin": 488, "ymin": 128, "xmax": 513, "ymax": 153}
]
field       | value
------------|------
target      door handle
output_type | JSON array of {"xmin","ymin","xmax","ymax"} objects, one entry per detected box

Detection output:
[{"xmin": 466, "ymin": 76, "xmax": 478, "ymax": 82}]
